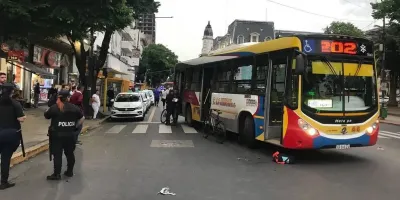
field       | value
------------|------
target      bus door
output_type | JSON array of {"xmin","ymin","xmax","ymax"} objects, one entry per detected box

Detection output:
[
  {"xmin": 265, "ymin": 55, "xmax": 287, "ymax": 140},
  {"xmin": 201, "ymin": 66, "xmax": 214, "ymax": 121}
]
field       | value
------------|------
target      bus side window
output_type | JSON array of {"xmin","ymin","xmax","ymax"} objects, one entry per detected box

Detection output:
[
  {"xmin": 216, "ymin": 62, "xmax": 231, "ymax": 93},
  {"xmin": 232, "ymin": 57, "xmax": 253, "ymax": 94},
  {"xmin": 254, "ymin": 54, "xmax": 269, "ymax": 95}
]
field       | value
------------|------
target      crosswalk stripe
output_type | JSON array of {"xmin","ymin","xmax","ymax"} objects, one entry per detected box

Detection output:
[
  {"xmin": 159, "ymin": 124, "xmax": 172, "ymax": 133},
  {"xmin": 378, "ymin": 135, "xmax": 389, "ymax": 139},
  {"xmin": 106, "ymin": 125, "xmax": 126, "ymax": 134},
  {"xmin": 181, "ymin": 124, "xmax": 198, "ymax": 134},
  {"xmin": 132, "ymin": 125, "xmax": 148, "ymax": 133},
  {"xmin": 379, "ymin": 131, "xmax": 400, "ymax": 139}
]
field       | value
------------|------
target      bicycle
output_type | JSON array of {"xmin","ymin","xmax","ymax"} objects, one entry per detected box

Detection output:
[
  {"xmin": 203, "ymin": 108, "xmax": 226, "ymax": 144},
  {"xmin": 160, "ymin": 98, "xmax": 179, "ymax": 124},
  {"xmin": 160, "ymin": 108, "xmax": 174, "ymax": 124}
]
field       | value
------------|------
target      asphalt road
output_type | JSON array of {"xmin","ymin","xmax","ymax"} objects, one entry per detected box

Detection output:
[{"xmin": 2, "ymin": 105, "xmax": 400, "ymax": 200}]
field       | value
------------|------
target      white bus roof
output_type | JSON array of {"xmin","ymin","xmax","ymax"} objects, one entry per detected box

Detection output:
[{"xmin": 177, "ymin": 55, "xmax": 238, "ymax": 67}]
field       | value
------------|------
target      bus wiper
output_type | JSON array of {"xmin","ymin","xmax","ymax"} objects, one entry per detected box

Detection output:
[{"xmin": 320, "ymin": 56, "xmax": 338, "ymax": 78}]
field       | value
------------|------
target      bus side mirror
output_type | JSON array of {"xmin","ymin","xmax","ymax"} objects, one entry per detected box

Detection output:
[{"xmin": 295, "ymin": 54, "xmax": 306, "ymax": 74}]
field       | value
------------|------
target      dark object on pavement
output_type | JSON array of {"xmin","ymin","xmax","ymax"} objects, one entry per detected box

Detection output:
[{"xmin": 272, "ymin": 151, "xmax": 294, "ymax": 164}]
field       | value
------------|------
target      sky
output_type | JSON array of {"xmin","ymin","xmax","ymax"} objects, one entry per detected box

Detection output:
[{"xmin": 155, "ymin": 0, "xmax": 381, "ymax": 61}]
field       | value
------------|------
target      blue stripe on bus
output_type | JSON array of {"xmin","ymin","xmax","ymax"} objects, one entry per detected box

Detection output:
[
  {"xmin": 313, "ymin": 134, "xmax": 371, "ymax": 148},
  {"xmin": 254, "ymin": 96, "xmax": 265, "ymax": 139},
  {"xmin": 254, "ymin": 118, "xmax": 264, "ymax": 138}
]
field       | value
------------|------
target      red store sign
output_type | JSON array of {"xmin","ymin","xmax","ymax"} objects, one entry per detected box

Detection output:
[{"xmin": 33, "ymin": 46, "xmax": 61, "ymax": 68}]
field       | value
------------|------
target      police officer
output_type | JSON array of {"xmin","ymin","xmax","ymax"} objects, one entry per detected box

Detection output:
[
  {"xmin": 0, "ymin": 83, "xmax": 26, "ymax": 190},
  {"xmin": 165, "ymin": 90, "xmax": 176, "ymax": 125},
  {"xmin": 44, "ymin": 90, "xmax": 84, "ymax": 180}
]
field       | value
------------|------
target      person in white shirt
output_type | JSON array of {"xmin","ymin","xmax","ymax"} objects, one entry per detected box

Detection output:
[
  {"xmin": 161, "ymin": 89, "xmax": 168, "ymax": 108},
  {"xmin": 91, "ymin": 90, "xmax": 100, "ymax": 119}
]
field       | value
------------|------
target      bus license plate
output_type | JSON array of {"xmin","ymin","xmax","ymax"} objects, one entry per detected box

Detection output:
[{"xmin": 336, "ymin": 144, "xmax": 350, "ymax": 150}]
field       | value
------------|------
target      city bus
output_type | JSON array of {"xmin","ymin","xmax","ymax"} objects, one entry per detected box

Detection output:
[{"xmin": 174, "ymin": 34, "xmax": 379, "ymax": 149}]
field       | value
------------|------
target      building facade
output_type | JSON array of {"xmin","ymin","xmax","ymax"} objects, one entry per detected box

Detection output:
[
  {"xmin": 136, "ymin": 13, "xmax": 156, "ymax": 44},
  {"xmin": 212, "ymin": 20, "xmax": 275, "ymax": 51}
]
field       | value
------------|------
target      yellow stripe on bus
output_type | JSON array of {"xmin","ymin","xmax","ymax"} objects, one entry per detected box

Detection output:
[{"xmin": 311, "ymin": 62, "xmax": 373, "ymax": 77}]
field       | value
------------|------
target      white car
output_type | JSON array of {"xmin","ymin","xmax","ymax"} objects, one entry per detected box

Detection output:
[
  {"xmin": 144, "ymin": 90, "xmax": 155, "ymax": 105},
  {"xmin": 110, "ymin": 92, "xmax": 145, "ymax": 120},
  {"xmin": 139, "ymin": 91, "xmax": 151, "ymax": 111}
]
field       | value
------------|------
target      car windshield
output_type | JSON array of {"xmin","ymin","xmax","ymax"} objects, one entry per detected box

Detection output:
[
  {"xmin": 115, "ymin": 94, "xmax": 140, "ymax": 102},
  {"xmin": 302, "ymin": 56, "xmax": 377, "ymax": 113}
]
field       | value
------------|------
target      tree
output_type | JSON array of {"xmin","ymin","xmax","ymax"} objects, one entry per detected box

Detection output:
[
  {"xmin": 138, "ymin": 44, "xmax": 179, "ymax": 87},
  {"xmin": 324, "ymin": 21, "xmax": 365, "ymax": 37},
  {"xmin": 44, "ymin": 0, "xmax": 160, "ymax": 115},
  {"xmin": 371, "ymin": 0, "xmax": 400, "ymax": 106},
  {"xmin": 0, "ymin": 1, "xmax": 62, "ymax": 45}
]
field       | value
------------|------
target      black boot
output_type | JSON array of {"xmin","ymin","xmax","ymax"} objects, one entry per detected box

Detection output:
[
  {"xmin": 0, "ymin": 182, "xmax": 16, "ymax": 190},
  {"xmin": 46, "ymin": 174, "xmax": 61, "ymax": 181},
  {"xmin": 64, "ymin": 171, "xmax": 74, "ymax": 178}
]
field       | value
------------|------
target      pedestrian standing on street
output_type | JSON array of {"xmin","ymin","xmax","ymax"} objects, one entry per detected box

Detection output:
[
  {"xmin": 161, "ymin": 88, "xmax": 167, "ymax": 108},
  {"xmin": 0, "ymin": 72, "xmax": 7, "ymax": 97},
  {"xmin": 0, "ymin": 83, "xmax": 26, "ymax": 190},
  {"xmin": 44, "ymin": 90, "xmax": 84, "ymax": 180},
  {"xmin": 165, "ymin": 90, "xmax": 176, "ymax": 126},
  {"xmin": 154, "ymin": 88, "xmax": 160, "ymax": 107},
  {"xmin": 70, "ymin": 86, "xmax": 84, "ymax": 145},
  {"xmin": 33, "ymin": 82, "xmax": 40, "ymax": 108},
  {"xmin": 91, "ymin": 90, "xmax": 100, "ymax": 119}
]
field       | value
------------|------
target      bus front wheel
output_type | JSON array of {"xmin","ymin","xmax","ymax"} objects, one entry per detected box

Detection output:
[
  {"xmin": 185, "ymin": 105, "xmax": 193, "ymax": 126},
  {"xmin": 243, "ymin": 116, "xmax": 257, "ymax": 149}
]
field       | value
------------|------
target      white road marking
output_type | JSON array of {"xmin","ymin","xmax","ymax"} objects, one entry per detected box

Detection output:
[
  {"xmin": 379, "ymin": 131, "xmax": 400, "ymax": 139},
  {"xmin": 150, "ymin": 140, "xmax": 194, "ymax": 148},
  {"xmin": 106, "ymin": 125, "xmax": 126, "ymax": 134},
  {"xmin": 181, "ymin": 124, "xmax": 198, "ymax": 134},
  {"xmin": 378, "ymin": 135, "xmax": 389, "ymax": 139},
  {"xmin": 132, "ymin": 125, "xmax": 148, "ymax": 134},
  {"xmin": 159, "ymin": 124, "xmax": 172, "ymax": 133},
  {"xmin": 147, "ymin": 107, "xmax": 156, "ymax": 122}
]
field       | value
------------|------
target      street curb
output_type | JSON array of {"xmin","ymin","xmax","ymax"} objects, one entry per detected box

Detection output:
[{"xmin": 10, "ymin": 116, "xmax": 110, "ymax": 167}]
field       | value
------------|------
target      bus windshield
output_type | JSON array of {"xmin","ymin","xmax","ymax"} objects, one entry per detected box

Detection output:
[{"xmin": 301, "ymin": 56, "xmax": 377, "ymax": 113}]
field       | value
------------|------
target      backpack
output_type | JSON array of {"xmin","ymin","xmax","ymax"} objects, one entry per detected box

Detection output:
[{"xmin": 272, "ymin": 151, "xmax": 295, "ymax": 164}]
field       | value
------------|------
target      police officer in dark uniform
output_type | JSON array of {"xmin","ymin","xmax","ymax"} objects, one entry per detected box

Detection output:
[
  {"xmin": 44, "ymin": 90, "xmax": 84, "ymax": 180},
  {"xmin": 165, "ymin": 90, "xmax": 176, "ymax": 125},
  {"xmin": 0, "ymin": 83, "xmax": 26, "ymax": 190}
]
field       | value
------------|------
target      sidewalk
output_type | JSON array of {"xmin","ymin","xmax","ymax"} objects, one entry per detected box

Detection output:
[{"xmin": 10, "ymin": 106, "xmax": 109, "ymax": 166}]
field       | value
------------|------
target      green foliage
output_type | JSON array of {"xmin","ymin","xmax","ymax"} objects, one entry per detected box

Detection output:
[
  {"xmin": 323, "ymin": 21, "xmax": 364, "ymax": 37},
  {"xmin": 138, "ymin": 44, "xmax": 179, "ymax": 86}
]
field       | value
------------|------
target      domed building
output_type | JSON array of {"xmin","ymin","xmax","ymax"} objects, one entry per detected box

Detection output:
[{"xmin": 200, "ymin": 21, "xmax": 214, "ymax": 56}]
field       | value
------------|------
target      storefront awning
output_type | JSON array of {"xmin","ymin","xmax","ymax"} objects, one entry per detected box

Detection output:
[{"xmin": 19, "ymin": 62, "xmax": 56, "ymax": 79}]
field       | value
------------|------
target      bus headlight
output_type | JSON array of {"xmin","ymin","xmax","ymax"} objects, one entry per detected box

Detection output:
[
  {"xmin": 298, "ymin": 119, "xmax": 319, "ymax": 136},
  {"xmin": 366, "ymin": 122, "xmax": 378, "ymax": 134}
]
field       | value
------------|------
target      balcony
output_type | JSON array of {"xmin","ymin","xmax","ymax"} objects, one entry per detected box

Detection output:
[
  {"xmin": 121, "ymin": 41, "xmax": 133, "ymax": 53},
  {"xmin": 121, "ymin": 56, "xmax": 139, "ymax": 67},
  {"xmin": 121, "ymin": 27, "xmax": 134, "ymax": 41}
]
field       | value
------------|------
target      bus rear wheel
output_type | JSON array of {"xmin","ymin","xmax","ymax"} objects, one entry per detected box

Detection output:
[
  {"xmin": 185, "ymin": 105, "xmax": 193, "ymax": 126},
  {"xmin": 243, "ymin": 116, "xmax": 257, "ymax": 149}
]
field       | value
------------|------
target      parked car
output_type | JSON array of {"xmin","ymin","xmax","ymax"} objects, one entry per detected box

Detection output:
[
  {"xmin": 139, "ymin": 91, "xmax": 151, "ymax": 111},
  {"xmin": 110, "ymin": 92, "xmax": 145, "ymax": 121},
  {"xmin": 144, "ymin": 89, "xmax": 155, "ymax": 105}
]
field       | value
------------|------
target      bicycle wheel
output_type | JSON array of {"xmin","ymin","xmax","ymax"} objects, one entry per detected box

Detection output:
[
  {"xmin": 160, "ymin": 109, "xmax": 168, "ymax": 123},
  {"xmin": 214, "ymin": 121, "xmax": 226, "ymax": 144}
]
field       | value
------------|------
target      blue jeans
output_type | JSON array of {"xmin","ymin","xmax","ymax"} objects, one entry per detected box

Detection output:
[{"xmin": 75, "ymin": 124, "xmax": 83, "ymax": 142}]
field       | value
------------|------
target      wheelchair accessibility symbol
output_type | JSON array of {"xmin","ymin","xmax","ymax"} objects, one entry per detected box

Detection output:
[{"xmin": 303, "ymin": 40, "xmax": 315, "ymax": 53}]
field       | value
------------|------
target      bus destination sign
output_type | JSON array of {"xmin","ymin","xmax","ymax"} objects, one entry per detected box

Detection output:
[{"xmin": 302, "ymin": 39, "xmax": 373, "ymax": 57}]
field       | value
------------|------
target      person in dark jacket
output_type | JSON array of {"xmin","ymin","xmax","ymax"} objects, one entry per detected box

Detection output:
[
  {"xmin": 0, "ymin": 83, "xmax": 26, "ymax": 190},
  {"xmin": 165, "ymin": 90, "xmax": 177, "ymax": 125},
  {"xmin": 44, "ymin": 90, "xmax": 84, "ymax": 180}
]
